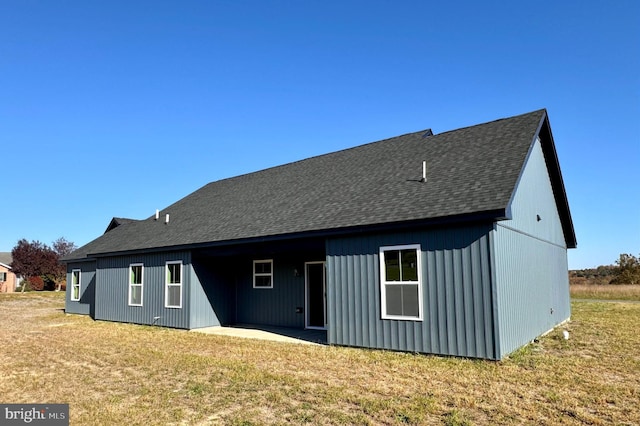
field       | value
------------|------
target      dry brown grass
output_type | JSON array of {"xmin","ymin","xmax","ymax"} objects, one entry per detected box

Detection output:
[
  {"xmin": 1, "ymin": 292, "xmax": 639, "ymax": 425},
  {"xmin": 570, "ymin": 284, "xmax": 640, "ymax": 301}
]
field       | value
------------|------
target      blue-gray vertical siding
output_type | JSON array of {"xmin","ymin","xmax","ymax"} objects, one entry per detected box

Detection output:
[
  {"xmin": 504, "ymin": 138, "xmax": 567, "ymax": 247},
  {"xmin": 326, "ymin": 225, "xmax": 497, "ymax": 359},
  {"xmin": 190, "ymin": 256, "xmax": 233, "ymax": 328},
  {"xmin": 94, "ymin": 251, "xmax": 192, "ymax": 328},
  {"xmin": 492, "ymin": 229, "xmax": 569, "ymax": 357},
  {"xmin": 236, "ymin": 256, "xmax": 307, "ymax": 328},
  {"xmin": 65, "ymin": 260, "xmax": 96, "ymax": 316},
  {"xmin": 493, "ymin": 137, "xmax": 571, "ymax": 358}
]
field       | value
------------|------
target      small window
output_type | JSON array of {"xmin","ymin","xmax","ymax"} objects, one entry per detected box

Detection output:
[
  {"xmin": 0, "ymin": 272, "xmax": 6, "ymax": 282},
  {"xmin": 165, "ymin": 261, "xmax": 182, "ymax": 308},
  {"xmin": 128, "ymin": 264, "xmax": 144, "ymax": 306},
  {"xmin": 71, "ymin": 269, "xmax": 81, "ymax": 302},
  {"xmin": 380, "ymin": 245, "xmax": 423, "ymax": 320},
  {"xmin": 253, "ymin": 259, "xmax": 273, "ymax": 288}
]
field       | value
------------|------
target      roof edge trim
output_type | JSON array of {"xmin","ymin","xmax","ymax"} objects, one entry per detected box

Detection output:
[
  {"xmin": 504, "ymin": 109, "xmax": 577, "ymax": 249},
  {"xmin": 77, "ymin": 209, "xmax": 508, "ymax": 259},
  {"xmin": 539, "ymin": 113, "xmax": 577, "ymax": 248}
]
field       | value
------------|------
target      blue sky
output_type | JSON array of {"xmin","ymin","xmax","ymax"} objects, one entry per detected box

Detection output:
[{"xmin": 1, "ymin": 1, "xmax": 638, "ymax": 269}]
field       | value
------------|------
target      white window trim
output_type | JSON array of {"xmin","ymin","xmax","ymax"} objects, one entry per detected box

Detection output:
[
  {"xmin": 128, "ymin": 263, "xmax": 144, "ymax": 307},
  {"xmin": 71, "ymin": 269, "xmax": 81, "ymax": 302},
  {"xmin": 253, "ymin": 259, "xmax": 273, "ymax": 289},
  {"xmin": 164, "ymin": 261, "xmax": 183, "ymax": 309},
  {"xmin": 379, "ymin": 244, "xmax": 424, "ymax": 321}
]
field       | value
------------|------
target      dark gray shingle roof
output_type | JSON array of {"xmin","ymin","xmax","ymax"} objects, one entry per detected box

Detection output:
[
  {"xmin": 66, "ymin": 109, "xmax": 575, "ymax": 260},
  {"xmin": 104, "ymin": 217, "xmax": 139, "ymax": 234}
]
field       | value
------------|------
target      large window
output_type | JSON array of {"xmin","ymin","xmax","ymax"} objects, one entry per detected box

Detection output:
[
  {"xmin": 165, "ymin": 261, "xmax": 182, "ymax": 308},
  {"xmin": 253, "ymin": 259, "xmax": 273, "ymax": 288},
  {"xmin": 380, "ymin": 245, "xmax": 423, "ymax": 320},
  {"xmin": 128, "ymin": 263, "xmax": 144, "ymax": 306},
  {"xmin": 71, "ymin": 269, "xmax": 81, "ymax": 301}
]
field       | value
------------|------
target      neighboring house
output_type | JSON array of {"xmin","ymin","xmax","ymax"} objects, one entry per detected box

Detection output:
[
  {"xmin": 64, "ymin": 109, "xmax": 576, "ymax": 360},
  {"xmin": 0, "ymin": 253, "xmax": 18, "ymax": 293}
]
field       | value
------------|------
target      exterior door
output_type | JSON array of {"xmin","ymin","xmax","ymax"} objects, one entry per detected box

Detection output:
[{"xmin": 305, "ymin": 261, "xmax": 326, "ymax": 329}]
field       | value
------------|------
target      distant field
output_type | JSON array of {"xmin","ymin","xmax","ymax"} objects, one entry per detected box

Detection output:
[
  {"xmin": 570, "ymin": 284, "xmax": 640, "ymax": 301},
  {"xmin": 1, "ymin": 292, "xmax": 639, "ymax": 425}
]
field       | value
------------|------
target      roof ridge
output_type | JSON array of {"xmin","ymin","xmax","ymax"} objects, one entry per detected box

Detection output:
[
  {"xmin": 202, "ymin": 128, "xmax": 433, "ymax": 187},
  {"xmin": 204, "ymin": 110, "xmax": 546, "ymax": 188},
  {"xmin": 435, "ymin": 109, "xmax": 546, "ymax": 138},
  {"xmin": 66, "ymin": 108, "xmax": 570, "ymax": 260}
]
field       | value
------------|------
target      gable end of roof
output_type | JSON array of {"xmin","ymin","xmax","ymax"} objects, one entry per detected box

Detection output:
[
  {"xmin": 105, "ymin": 217, "xmax": 139, "ymax": 234},
  {"xmin": 537, "ymin": 112, "xmax": 577, "ymax": 248},
  {"xmin": 504, "ymin": 109, "xmax": 576, "ymax": 249}
]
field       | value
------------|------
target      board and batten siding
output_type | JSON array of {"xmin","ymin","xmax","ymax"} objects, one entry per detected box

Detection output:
[
  {"xmin": 94, "ymin": 251, "xmax": 192, "ymax": 328},
  {"xmin": 65, "ymin": 260, "xmax": 96, "ymax": 316},
  {"xmin": 326, "ymin": 224, "xmax": 497, "ymax": 359},
  {"xmin": 492, "ymin": 136, "xmax": 571, "ymax": 358},
  {"xmin": 235, "ymin": 256, "xmax": 307, "ymax": 328},
  {"xmin": 190, "ymin": 256, "xmax": 234, "ymax": 328}
]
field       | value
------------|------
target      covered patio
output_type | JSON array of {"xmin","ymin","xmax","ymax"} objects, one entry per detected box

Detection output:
[{"xmin": 191, "ymin": 323, "xmax": 327, "ymax": 345}]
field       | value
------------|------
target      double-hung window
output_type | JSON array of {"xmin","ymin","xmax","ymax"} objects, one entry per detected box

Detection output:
[
  {"xmin": 165, "ymin": 261, "xmax": 182, "ymax": 308},
  {"xmin": 71, "ymin": 269, "xmax": 81, "ymax": 301},
  {"xmin": 0, "ymin": 272, "xmax": 6, "ymax": 282},
  {"xmin": 253, "ymin": 259, "xmax": 273, "ymax": 288},
  {"xmin": 128, "ymin": 264, "xmax": 144, "ymax": 306},
  {"xmin": 380, "ymin": 244, "xmax": 423, "ymax": 320}
]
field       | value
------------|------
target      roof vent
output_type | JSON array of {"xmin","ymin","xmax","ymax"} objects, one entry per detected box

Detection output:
[
  {"xmin": 421, "ymin": 161, "xmax": 427, "ymax": 183},
  {"xmin": 155, "ymin": 209, "xmax": 159, "ymax": 220},
  {"xmin": 165, "ymin": 214, "xmax": 170, "ymax": 224},
  {"xmin": 422, "ymin": 129, "xmax": 433, "ymax": 137}
]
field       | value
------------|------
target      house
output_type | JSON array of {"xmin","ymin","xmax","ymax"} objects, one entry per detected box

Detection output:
[
  {"xmin": 64, "ymin": 109, "xmax": 576, "ymax": 360},
  {"xmin": 0, "ymin": 253, "xmax": 18, "ymax": 293}
]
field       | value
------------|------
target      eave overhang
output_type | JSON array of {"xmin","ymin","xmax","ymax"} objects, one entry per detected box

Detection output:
[{"xmin": 67, "ymin": 209, "xmax": 508, "ymax": 261}]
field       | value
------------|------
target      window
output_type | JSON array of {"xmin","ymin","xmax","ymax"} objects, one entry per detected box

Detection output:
[
  {"xmin": 0, "ymin": 272, "xmax": 6, "ymax": 282},
  {"xmin": 253, "ymin": 259, "xmax": 273, "ymax": 288},
  {"xmin": 165, "ymin": 261, "xmax": 182, "ymax": 308},
  {"xmin": 71, "ymin": 269, "xmax": 81, "ymax": 301},
  {"xmin": 128, "ymin": 264, "xmax": 144, "ymax": 306},
  {"xmin": 380, "ymin": 245, "xmax": 423, "ymax": 320}
]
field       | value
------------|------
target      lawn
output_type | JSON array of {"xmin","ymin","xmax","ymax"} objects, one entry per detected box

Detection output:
[{"xmin": 1, "ymin": 292, "xmax": 638, "ymax": 425}]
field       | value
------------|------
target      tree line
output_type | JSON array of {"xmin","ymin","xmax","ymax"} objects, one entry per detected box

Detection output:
[
  {"xmin": 570, "ymin": 253, "xmax": 640, "ymax": 285},
  {"xmin": 10, "ymin": 238, "xmax": 77, "ymax": 291}
]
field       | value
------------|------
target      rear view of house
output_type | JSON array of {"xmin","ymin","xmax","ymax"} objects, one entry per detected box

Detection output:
[{"xmin": 64, "ymin": 109, "xmax": 576, "ymax": 360}]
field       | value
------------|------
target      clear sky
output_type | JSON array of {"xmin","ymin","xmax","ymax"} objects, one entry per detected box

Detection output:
[{"xmin": 1, "ymin": 1, "xmax": 638, "ymax": 269}]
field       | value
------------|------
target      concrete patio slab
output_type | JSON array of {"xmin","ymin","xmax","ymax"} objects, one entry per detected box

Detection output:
[{"xmin": 191, "ymin": 324, "xmax": 327, "ymax": 345}]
